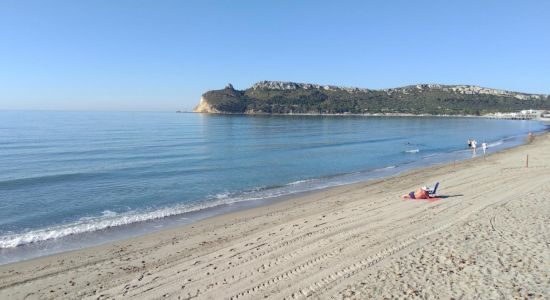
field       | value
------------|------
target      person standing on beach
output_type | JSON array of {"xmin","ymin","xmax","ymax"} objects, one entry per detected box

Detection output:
[
  {"xmin": 528, "ymin": 132, "xmax": 535, "ymax": 143},
  {"xmin": 481, "ymin": 142, "xmax": 488, "ymax": 155},
  {"xmin": 471, "ymin": 139, "xmax": 477, "ymax": 154}
]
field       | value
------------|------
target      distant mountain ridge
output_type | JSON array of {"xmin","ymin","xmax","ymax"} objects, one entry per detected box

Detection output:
[{"xmin": 194, "ymin": 81, "xmax": 550, "ymax": 115}]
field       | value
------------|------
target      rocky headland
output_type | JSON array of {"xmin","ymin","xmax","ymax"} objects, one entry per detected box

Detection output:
[{"xmin": 194, "ymin": 81, "xmax": 550, "ymax": 115}]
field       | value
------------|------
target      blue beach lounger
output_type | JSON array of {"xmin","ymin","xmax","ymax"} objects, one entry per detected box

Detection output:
[{"xmin": 428, "ymin": 182, "xmax": 439, "ymax": 195}]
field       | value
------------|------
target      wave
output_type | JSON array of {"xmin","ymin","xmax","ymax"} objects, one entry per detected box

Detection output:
[
  {"xmin": 373, "ymin": 165, "xmax": 396, "ymax": 171},
  {"xmin": 287, "ymin": 179, "xmax": 315, "ymax": 185},
  {"xmin": 487, "ymin": 140, "xmax": 503, "ymax": 147},
  {"xmin": 405, "ymin": 149, "xmax": 420, "ymax": 153},
  {"xmin": 0, "ymin": 164, "xmax": 408, "ymax": 248},
  {"xmin": 295, "ymin": 136, "xmax": 408, "ymax": 151},
  {"xmin": 0, "ymin": 178, "xmax": 326, "ymax": 248},
  {"xmin": 0, "ymin": 195, "xmax": 265, "ymax": 248},
  {"xmin": 0, "ymin": 172, "xmax": 104, "ymax": 189}
]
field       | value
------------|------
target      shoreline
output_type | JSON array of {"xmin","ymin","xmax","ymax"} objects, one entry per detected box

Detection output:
[
  {"xmin": 0, "ymin": 127, "xmax": 543, "ymax": 265},
  {"xmin": 193, "ymin": 111, "xmax": 484, "ymax": 117},
  {"xmin": 192, "ymin": 111, "xmax": 550, "ymax": 122},
  {"xmin": 1, "ymin": 132, "xmax": 549, "ymax": 298}
]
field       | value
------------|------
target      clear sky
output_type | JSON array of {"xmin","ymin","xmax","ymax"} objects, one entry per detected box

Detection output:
[{"xmin": 1, "ymin": 0, "xmax": 549, "ymax": 111}]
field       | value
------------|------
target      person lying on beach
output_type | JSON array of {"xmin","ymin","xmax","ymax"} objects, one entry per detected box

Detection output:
[{"xmin": 402, "ymin": 186, "xmax": 431, "ymax": 199}]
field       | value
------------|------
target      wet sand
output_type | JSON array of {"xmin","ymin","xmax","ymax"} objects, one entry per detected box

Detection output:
[{"xmin": 1, "ymin": 133, "xmax": 549, "ymax": 299}]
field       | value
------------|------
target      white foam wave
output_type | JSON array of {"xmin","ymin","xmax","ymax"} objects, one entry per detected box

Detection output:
[
  {"xmin": 0, "ymin": 197, "xmax": 257, "ymax": 248},
  {"xmin": 0, "ymin": 173, "xmax": 365, "ymax": 249},
  {"xmin": 101, "ymin": 210, "xmax": 118, "ymax": 217},
  {"xmin": 287, "ymin": 179, "xmax": 315, "ymax": 185},
  {"xmin": 488, "ymin": 140, "xmax": 503, "ymax": 147},
  {"xmin": 405, "ymin": 149, "xmax": 420, "ymax": 153},
  {"xmin": 214, "ymin": 192, "xmax": 230, "ymax": 200},
  {"xmin": 373, "ymin": 165, "xmax": 396, "ymax": 171}
]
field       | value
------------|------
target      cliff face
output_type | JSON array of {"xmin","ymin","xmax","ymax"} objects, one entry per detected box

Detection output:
[
  {"xmin": 193, "ymin": 96, "xmax": 221, "ymax": 113},
  {"xmin": 194, "ymin": 81, "xmax": 550, "ymax": 115},
  {"xmin": 193, "ymin": 84, "xmax": 247, "ymax": 114}
]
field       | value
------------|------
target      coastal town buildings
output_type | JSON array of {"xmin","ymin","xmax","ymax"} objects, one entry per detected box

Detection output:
[{"xmin": 485, "ymin": 109, "xmax": 548, "ymax": 120}]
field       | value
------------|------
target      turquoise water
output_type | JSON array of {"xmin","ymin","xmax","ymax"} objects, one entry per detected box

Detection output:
[{"xmin": 0, "ymin": 111, "xmax": 546, "ymax": 264}]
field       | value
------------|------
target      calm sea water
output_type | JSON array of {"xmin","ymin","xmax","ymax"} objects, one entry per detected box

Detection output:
[{"xmin": 0, "ymin": 111, "xmax": 546, "ymax": 264}]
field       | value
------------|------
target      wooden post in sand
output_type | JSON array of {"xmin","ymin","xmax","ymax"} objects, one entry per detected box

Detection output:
[{"xmin": 526, "ymin": 154, "xmax": 529, "ymax": 168}]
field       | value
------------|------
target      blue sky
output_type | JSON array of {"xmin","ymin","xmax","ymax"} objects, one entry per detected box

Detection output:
[{"xmin": 1, "ymin": 0, "xmax": 549, "ymax": 111}]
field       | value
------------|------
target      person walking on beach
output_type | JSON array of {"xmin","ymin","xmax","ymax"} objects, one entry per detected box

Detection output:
[
  {"xmin": 481, "ymin": 142, "xmax": 488, "ymax": 155},
  {"xmin": 471, "ymin": 139, "xmax": 477, "ymax": 155}
]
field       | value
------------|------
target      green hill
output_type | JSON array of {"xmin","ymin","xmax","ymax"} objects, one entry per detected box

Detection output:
[{"xmin": 194, "ymin": 81, "xmax": 550, "ymax": 115}]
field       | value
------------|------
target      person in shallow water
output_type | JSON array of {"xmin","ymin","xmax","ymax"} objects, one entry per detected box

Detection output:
[{"xmin": 402, "ymin": 186, "xmax": 431, "ymax": 199}]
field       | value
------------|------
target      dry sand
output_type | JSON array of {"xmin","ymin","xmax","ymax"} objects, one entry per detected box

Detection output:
[{"xmin": 1, "ymin": 133, "xmax": 549, "ymax": 299}]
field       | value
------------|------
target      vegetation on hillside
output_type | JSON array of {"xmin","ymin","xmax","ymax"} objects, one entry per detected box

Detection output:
[{"xmin": 198, "ymin": 83, "xmax": 550, "ymax": 115}]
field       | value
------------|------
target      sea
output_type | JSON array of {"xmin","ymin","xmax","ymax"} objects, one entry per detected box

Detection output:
[{"xmin": 0, "ymin": 111, "xmax": 546, "ymax": 264}]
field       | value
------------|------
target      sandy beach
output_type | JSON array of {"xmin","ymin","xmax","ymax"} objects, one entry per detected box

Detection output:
[{"xmin": 1, "ymin": 132, "xmax": 549, "ymax": 299}]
